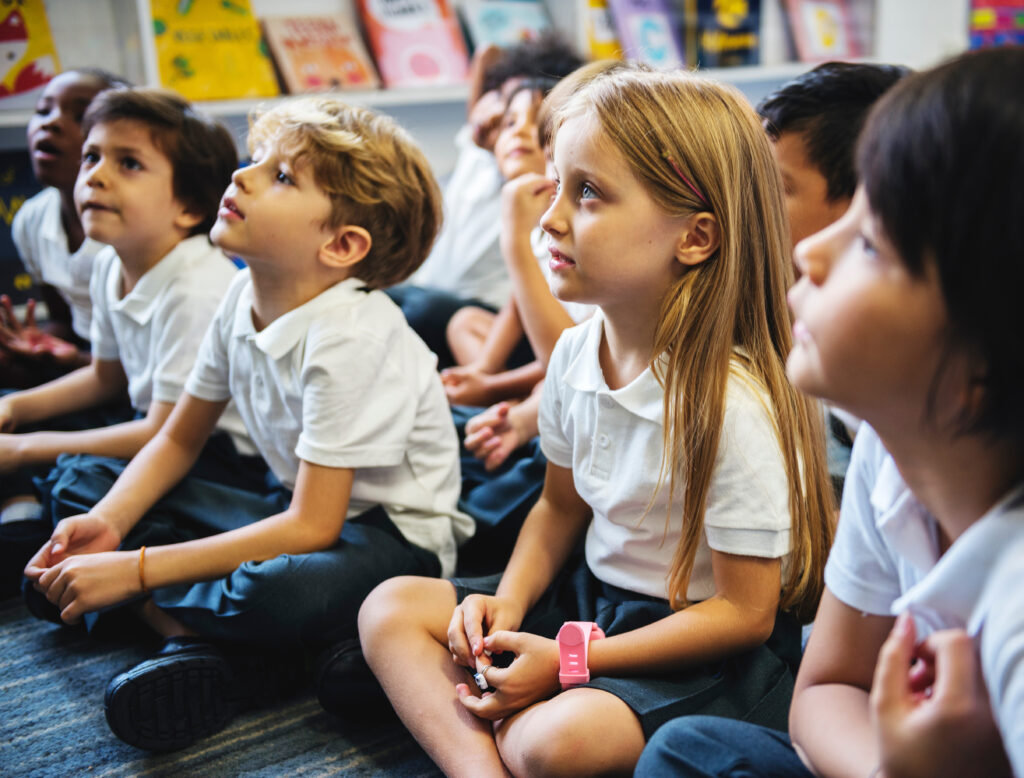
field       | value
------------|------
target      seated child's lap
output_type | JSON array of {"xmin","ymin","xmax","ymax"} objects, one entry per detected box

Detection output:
[{"xmin": 451, "ymin": 555, "xmax": 801, "ymax": 736}]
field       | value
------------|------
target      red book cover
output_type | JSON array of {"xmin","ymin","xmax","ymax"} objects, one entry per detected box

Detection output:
[
  {"xmin": 357, "ymin": 0, "xmax": 469, "ymax": 88},
  {"xmin": 262, "ymin": 15, "xmax": 381, "ymax": 93}
]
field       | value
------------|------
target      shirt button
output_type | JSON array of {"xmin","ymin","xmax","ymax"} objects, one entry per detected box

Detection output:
[{"xmin": 597, "ymin": 434, "xmax": 609, "ymax": 447}]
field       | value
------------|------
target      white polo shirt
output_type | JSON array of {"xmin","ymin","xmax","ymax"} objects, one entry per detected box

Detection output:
[
  {"xmin": 824, "ymin": 425, "xmax": 1024, "ymax": 776},
  {"xmin": 12, "ymin": 187, "xmax": 106, "ymax": 340},
  {"xmin": 185, "ymin": 270, "xmax": 475, "ymax": 577},
  {"xmin": 88, "ymin": 235, "xmax": 251, "ymax": 451},
  {"xmin": 408, "ymin": 124, "xmax": 508, "ymax": 308},
  {"xmin": 539, "ymin": 312, "xmax": 792, "ymax": 603}
]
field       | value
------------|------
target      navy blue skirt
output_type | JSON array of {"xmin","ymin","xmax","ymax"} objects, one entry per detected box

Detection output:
[{"xmin": 452, "ymin": 555, "xmax": 800, "ymax": 738}]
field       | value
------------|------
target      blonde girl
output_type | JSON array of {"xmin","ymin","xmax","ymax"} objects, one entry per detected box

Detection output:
[{"xmin": 358, "ymin": 65, "xmax": 834, "ymax": 777}]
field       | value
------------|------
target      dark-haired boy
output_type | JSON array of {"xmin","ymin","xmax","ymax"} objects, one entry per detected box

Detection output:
[{"xmin": 758, "ymin": 61, "xmax": 910, "ymax": 250}]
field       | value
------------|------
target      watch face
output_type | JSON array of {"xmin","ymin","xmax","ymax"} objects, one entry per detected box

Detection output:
[{"xmin": 558, "ymin": 623, "xmax": 586, "ymax": 646}]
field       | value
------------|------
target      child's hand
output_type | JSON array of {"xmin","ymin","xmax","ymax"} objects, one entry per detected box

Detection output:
[
  {"xmin": 0, "ymin": 433, "xmax": 27, "ymax": 473},
  {"xmin": 870, "ymin": 613, "xmax": 1012, "ymax": 778},
  {"xmin": 441, "ymin": 364, "xmax": 495, "ymax": 407},
  {"xmin": 29, "ymin": 550, "xmax": 141, "ymax": 623},
  {"xmin": 501, "ymin": 173, "xmax": 556, "ymax": 242},
  {"xmin": 24, "ymin": 513, "xmax": 123, "ymax": 576},
  {"xmin": 0, "ymin": 395, "xmax": 15, "ymax": 433},
  {"xmin": 455, "ymin": 631, "xmax": 561, "ymax": 721},
  {"xmin": 0, "ymin": 296, "xmax": 80, "ymax": 365},
  {"xmin": 465, "ymin": 401, "xmax": 526, "ymax": 471},
  {"xmin": 447, "ymin": 593, "xmax": 525, "ymax": 669}
]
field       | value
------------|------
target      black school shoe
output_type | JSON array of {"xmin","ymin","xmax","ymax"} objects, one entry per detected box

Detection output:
[
  {"xmin": 105, "ymin": 636, "xmax": 307, "ymax": 751},
  {"xmin": 315, "ymin": 638, "xmax": 394, "ymax": 720}
]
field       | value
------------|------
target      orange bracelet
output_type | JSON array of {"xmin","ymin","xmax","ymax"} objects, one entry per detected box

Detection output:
[{"xmin": 138, "ymin": 545, "xmax": 149, "ymax": 594}]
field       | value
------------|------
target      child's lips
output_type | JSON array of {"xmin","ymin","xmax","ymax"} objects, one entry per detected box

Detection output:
[
  {"xmin": 219, "ymin": 197, "xmax": 244, "ymax": 220},
  {"xmin": 81, "ymin": 200, "xmax": 116, "ymax": 214},
  {"xmin": 549, "ymin": 248, "xmax": 576, "ymax": 271}
]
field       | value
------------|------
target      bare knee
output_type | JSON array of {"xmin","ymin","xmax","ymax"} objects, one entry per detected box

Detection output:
[
  {"xmin": 446, "ymin": 306, "xmax": 494, "ymax": 364},
  {"xmin": 358, "ymin": 576, "xmax": 453, "ymax": 657}
]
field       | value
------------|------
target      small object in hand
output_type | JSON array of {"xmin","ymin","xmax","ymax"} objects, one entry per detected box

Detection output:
[{"xmin": 472, "ymin": 664, "xmax": 492, "ymax": 691}]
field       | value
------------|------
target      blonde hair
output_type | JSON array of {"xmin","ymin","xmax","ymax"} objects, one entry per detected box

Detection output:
[
  {"xmin": 555, "ymin": 65, "xmax": 835, "ymax": 622},
  {"xmin": 537, "ymin": 59, "xmax": 628, "ymax": 150},
  {"xmin": 248, "ymin": 97, "xmax": 442, "ymax": 289}
]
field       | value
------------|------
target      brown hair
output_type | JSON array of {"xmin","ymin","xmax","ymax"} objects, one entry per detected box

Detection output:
[
  {"xmin": 83, "ymin": 87, "xmax": 237, "ymax": 236},
  {"xmin": 247, "ymin": 97, "xmax": 443, "ymax": 289},
  {"xmin": 555, "ymin": 66, "xmax": 835, "ymax": 622}
]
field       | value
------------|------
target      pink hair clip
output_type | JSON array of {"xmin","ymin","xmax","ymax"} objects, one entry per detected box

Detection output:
[{"xmin": 662, "ymin": 151, "xmax": 710, "ymax": 208}]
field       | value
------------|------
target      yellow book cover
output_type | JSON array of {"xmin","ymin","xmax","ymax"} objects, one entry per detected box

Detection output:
[
  {"xmin": 584, "ymin": 0, "xmax": 623, "ymax": 60},
  {"xmin": 151, "ymin": 0, "xmax": 279, "ymax": 101},
  {"xmin": 0, "ymin": 3, "xmax": 60, "ymax": 99}
]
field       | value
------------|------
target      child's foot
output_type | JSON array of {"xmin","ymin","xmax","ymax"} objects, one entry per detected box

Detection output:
[
  {"xmin": 104, "ymin": 636, "xmax": 307, "ymax": 751},
  {"xmin": 315, "ymin": 637, "xmax": 393, "ymax": 720}
]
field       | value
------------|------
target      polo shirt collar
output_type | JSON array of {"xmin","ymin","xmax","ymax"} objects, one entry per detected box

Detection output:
[
  {"xmin": 235, "ymin": 276, "xmax": 369, "ymax": 359},
  {"xmin": 876, "ymin": 447, "xmax": 1024, "ymax": 633},
  {"xmin": 106, "ymin": 235, "xmax": 207, "ymax": 324},
  {"xmin": 562, "ymin": 312, "xmax": 664, "ymax": 424}
]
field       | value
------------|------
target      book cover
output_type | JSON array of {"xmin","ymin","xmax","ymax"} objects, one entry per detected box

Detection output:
[
  {"xmin": 607, "ymin": 0, "xmax": 685, "ymax": 68},
  {"xmin": 582, "ymin": 0, "xmax": 623, "ymax": 59},
  {"xmin": 683, "ymin": 0, "xmax": 760, "ymax": 68},
  {"xmin": 262, "ymin": 15, "xmax": 380, "ymax": 93},
  {"xmin": 0, "ymin": 5, "xmax": 59, "ymax": 101},
  {"xmin": 0, "ymin": 150, "xmax": 41, "ymax": 305},
  {"xmin": 150, "ymin": 0, "xmax": 279, "ymax": 101},
  {"xmin": 357, "ymin": 0, "xmax": 470, "ymax": 89},
  {"xmin": 457, "ymin": 0, "xmax": 551, "ymax": 50},
  {"xmin": 969, "ymin": 0, "xmax": 1024, "ymax": 48},
  {"xmin": 783, "ymin": 0, "xmax": 860, "ymax": 62}
]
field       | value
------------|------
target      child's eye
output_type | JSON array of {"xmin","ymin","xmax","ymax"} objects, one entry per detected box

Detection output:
[
  {"xmin": 580, "ymin": 182, "xmax": 597, "ymax": 200},
  {"xmin": 82, "ymin": 150, "xmax": 99, "ymax": 165},
  {"xmin": 858, "ymin": 233, "xmax": 878, "ymax": 257},
  {"xmin": 276, "ymin": 169, "xmax": 294, "ymax": 185},
  {"xmin": 122, "ymin": 156, "xmax": 142, "ymax": 171}
]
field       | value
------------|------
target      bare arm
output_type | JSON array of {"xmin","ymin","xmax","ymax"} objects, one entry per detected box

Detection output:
[
  {"xmin": 789, "ymin": 588, "xmax": 894, "ymax": 778},
  {"xmin": 3, "ymin": 358, "xmax": 127, "ymax": 428}
]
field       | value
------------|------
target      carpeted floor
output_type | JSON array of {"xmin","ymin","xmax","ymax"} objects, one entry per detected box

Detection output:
[{"xmin": 0, "ymin": 597, "xmax": 442, "ymax": 777}]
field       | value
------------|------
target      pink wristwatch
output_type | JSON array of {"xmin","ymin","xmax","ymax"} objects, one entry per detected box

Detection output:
[{"xmin": 557, "ymin": 621, "xmax": 605, "ymax": 690}]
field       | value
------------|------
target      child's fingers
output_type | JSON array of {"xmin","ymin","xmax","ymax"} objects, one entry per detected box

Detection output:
[
  {"xmin": 460, "ymin": 597, "xmax": 490, "ymax": 657},
  {"xmin": 23, "ymin": 299, "xmax": 37, "ymax": 328},
  {"xmin": 23, "ymin": 540, "xmax": 54, "ymax": 578},
  {"xmin": 925, "ymin": 630, "xmax": 980, "ymax": 703},
  {"xmin": 464, "ymin": 426, "xmax": 494, "ymax": 453},
  {"xmin": 871, "ymin": 612, "xmax": 916, "ymax": 718}
]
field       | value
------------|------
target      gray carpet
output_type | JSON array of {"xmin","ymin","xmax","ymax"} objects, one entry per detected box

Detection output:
[{"xmin": 0, "ymin": 598, "xmax": 442, "ymax": 777}]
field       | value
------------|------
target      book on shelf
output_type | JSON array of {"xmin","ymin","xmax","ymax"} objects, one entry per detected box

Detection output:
[
  {"xmin": 606, "ymin": 0, "xmax": 685, "ymax": 68},
  {"xmin": 581, "ymin": 0, "xmax": 623, "ymax": 60},
  {"xmin": 681, "ymin": 0, "xmax": 761, "ymax": 68},
  {"xmin": 262, "ymin": 15, "xmax": 381, "ymax": 93},
  {"xmin": 456, "ymin": 0, "xmax": 552, "ymax": 51},
  {"xmin": 969, "ymin": 0, "xmax": 1024, "ymax": 48},
  {"xmin": 149, "ymin": 0, "xmax": 279, "ymax": 101},
  {"xmin": 356, "ymin": 0, "xmax": 470, "ymax": 89},
  {"xmin": 0, "ymin": 150, "xmax": 40, "ymax": 306},
  {"xmin": 0, "ymin": 4, "xmax": 59, "ymax": 101},
  {"xmin": 783, "ymin": 0, "xmax": 860, "ymax": 62}
]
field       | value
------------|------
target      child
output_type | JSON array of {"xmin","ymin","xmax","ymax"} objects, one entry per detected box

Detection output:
[
  {"xmin": 636, "ymin": 47, "xmax": 1024, "ymax": 778},
  {"xmin": 2, "ymin": 69, "xmax": 129, "ymax": 387},
  {"xmin": 1, "ymin": 87, "xmax": 242, "ymax": 592},
  {"xmin": 757, "ymin": 61, "xmax": 909, "ymax": 250},
  {"xmin": 25, "ymin": 96, "xmax": 474, "ymax": 752},
  {"xmin": 758, "ymin": 61, "xmax": 909, "ymax": 498},
  {"xmin": 389, "ymin": 34, "xmax": 582, "ymax": 367},
  {"xmin": 358, "ymin": 65, "xmax": 835, "ymax": 776}
]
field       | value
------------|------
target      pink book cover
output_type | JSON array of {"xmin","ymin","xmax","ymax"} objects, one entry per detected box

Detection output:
[{"xmin": 357, "ymin": 0, "xmax": 469, "ymax": 88}]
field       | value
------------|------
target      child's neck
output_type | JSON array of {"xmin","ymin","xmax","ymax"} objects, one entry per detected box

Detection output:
[
  {"xmin": 59, "ymin": 189, "xmax": 85, "ymax": 253},
  {"xmin": 875, "ymin": 421, "xmax": 1022, "ymax": 547},
  {"xmin": 246, "ymin": 264, "xmax": 352, "ymax": 331},
  {"xmin": 116, "ymin": 232, "xmax": 190, "ymax": 296},
  {"xmin": 598, "ymin": 307, "xmax": 660, "ymax": 390}
]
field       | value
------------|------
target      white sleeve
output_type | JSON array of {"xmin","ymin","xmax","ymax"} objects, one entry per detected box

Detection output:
[
  {"xmin": 824, "ymin": 427, "xmax": 904, "ymax": 615},
  {"xmin": 149, "ymin": 275, "xmax": 231, "ymax": 405},
  {"xmin": 703, "ymin": 382, "xmax": 791, "ymax": 558},
  {"xmin": 88, "ymin": 251, "xmax": 120, "ymax": 362},
  {"xmin": 185, "ymin": 274, "xmax": 244, "ymax": 403},
  {"xmin": 537, "ymin": 329, "xmax": 574, "ymax": 468},
  {"xmin": 11, "ymin": 203, "xmax": 40, "ymax": 279},
  {"xmin": 978, "ymin": 541, "xmax": 1024, "ymax": 778}
]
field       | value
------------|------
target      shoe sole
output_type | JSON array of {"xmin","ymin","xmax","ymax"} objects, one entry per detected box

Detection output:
[{"xmin": 104, "ymin": 651, "xmax": 237, "ymax": 751}]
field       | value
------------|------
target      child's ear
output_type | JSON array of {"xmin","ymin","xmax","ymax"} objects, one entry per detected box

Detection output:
[
  {"xmin": 675, "ymin": 212, "xmax": 720, "ymax": 267},
  {"xmin": 173, "ymin": 209, "xmax": 204, "ymax": 234},
  {"xmin": 319, "ymin": 225, "xmax": 372, "ymax": 270}
]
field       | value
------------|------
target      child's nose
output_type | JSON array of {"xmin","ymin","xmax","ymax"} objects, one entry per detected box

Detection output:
[{"xmin": 231, "ymin": 165, "xmax": 251, "ymax": 190}]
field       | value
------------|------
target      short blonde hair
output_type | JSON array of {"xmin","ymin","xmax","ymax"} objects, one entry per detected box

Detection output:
[{"xmin": 248, "ymin": 97, "xmax": 443, "ymax": 289}]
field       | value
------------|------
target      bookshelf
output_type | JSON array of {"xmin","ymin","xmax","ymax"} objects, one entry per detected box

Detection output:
[{"xmin": 0, "ymin": 0, "xmax": 970, "ymax": 176}]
